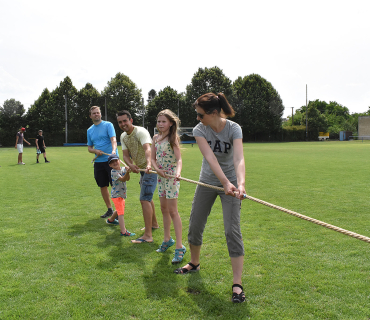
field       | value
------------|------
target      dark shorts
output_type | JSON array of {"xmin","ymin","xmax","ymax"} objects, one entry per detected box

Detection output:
[
  {"xmin": 94, "ymin": 162, "xmax": 112, "ymax": 188},
  {"xmin": 38, "ymin": 146, "xmax": 46, "ymax": 154}
]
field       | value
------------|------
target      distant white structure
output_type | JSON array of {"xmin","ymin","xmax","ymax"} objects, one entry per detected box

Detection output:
[{"xmin": 358, "ymin": 116, "xmax": 370, "ymax": 140}]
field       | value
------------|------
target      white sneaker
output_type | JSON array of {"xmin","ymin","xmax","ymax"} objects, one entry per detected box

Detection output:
[{"xmin": 18, "ymin": 162, "xmax": 25, "ymax": 165}]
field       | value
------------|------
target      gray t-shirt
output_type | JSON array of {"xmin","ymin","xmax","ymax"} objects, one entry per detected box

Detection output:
[
  {"xmin": 193, "ymin": 119, "xmax": 243, "ymax": 185},
  {"xmin": 16, "ymin": 132, "xmax": 24, "ymax": 144}
]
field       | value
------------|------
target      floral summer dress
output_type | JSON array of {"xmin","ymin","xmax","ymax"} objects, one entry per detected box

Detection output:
[{"xmin": 155, "ymin": 138, "xmax": 180, "ymax": 199}]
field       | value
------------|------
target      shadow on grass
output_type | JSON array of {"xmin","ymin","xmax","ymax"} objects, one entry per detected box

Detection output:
[
  {"xmin": 97, "ymin": 232, "xmax": 159, "ymax": 270},
  {"xmin": 143, "ymin": 257, "xmax": 250, "ymax": 319},
  {"xmin": 68, "ymin": 218, "xmax": 108, "ymax": 237},
  {"xmin": 142, "ymin": 253, "xmax": 181, "ymax": 299},
  {"xmin": 184, "ymin": 272, "xmax": 250, "ymax": 319},
  {"xmin": 68, "ymin": 217, "xmax": 159, "ymax": 271}
]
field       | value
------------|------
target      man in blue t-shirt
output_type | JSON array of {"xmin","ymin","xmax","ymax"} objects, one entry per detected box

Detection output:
[{"xmin": 87, "ymin": 106, "xmax": 118, "ymax": 218}]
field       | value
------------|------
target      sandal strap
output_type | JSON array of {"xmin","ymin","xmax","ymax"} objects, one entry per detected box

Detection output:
[
  {"xmin": 174, "ymin": 262, "xmax": 200, "ymax": 274},
  {"xmin": 188, "ymin": 262, "xmax": 200, "ymax": 270},
  {"xmin": 232, "ymin": 284, "xmax": 244, "ymax": 291}
]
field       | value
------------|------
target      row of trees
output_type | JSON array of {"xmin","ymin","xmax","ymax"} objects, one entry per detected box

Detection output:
[
  {"xmin": 283, "ymin": 100, "xmax": 370, "ymax": 140},
  {"xmin": 1, "ymin": 66, "xmax": 368, "ymax": 146},
  {"xmin": 0, "ymin": 67, "xmax": 284, "ymax": 146}
]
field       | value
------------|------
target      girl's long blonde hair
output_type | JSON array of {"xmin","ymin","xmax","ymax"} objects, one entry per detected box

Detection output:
[{"xmin": 156, "ymin": 109, "xmax": 181, "ymax": 149}]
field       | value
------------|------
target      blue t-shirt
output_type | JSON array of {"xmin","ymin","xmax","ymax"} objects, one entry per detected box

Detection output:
[{"xmin": 87, "ymin": 121, "xmax": 117, "ymax": 162}]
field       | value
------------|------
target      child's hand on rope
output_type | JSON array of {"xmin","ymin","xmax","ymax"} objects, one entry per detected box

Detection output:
[{"xmin": 157, "ymin": 168, "xmax": 167, "ymax": 178}]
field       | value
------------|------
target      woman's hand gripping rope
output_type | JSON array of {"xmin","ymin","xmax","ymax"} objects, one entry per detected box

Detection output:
[
  {"xmin": 137, "ymin": 168, "xmax": 247, "ymax": 199},
  {"xmin": 134, "ymin": 168, "xmax": 370, "ymax": 243},
  {"xmin": 89, "ymin": 157, "xmax": 370, "ymax": 242}
]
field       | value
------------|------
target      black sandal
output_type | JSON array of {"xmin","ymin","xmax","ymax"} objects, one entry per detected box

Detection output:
[
  {"xmin": 232, "ymin": 284, "xmax": 245, "ymax": 303},
  {"xmin": 174, "ymin": 262, "xmax": 200, "ymax": 274}
]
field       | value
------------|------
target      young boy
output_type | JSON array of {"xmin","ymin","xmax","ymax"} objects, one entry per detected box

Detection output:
[
  {"xmin": 35, "ymin": 130, "xmax": 50, "ymax": 163},
  {"xmin": 106, "ymin": 154, "xmax": 136, "ymax": 237}
]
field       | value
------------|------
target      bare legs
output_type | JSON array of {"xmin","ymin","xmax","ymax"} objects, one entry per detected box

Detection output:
[
  {"xmin": 107, "ymin": 211, "xmax": 128, "ymax": 234},
  {"xmin": 150, "ymin": 200, "xmax": 159, "ymax": 228},
  {"xmin": 159, "ymin": 197, "xmax": 183, "ymax": 249},
  {"xmin": 231, "ymin": 256, "xmax": 244, "ymax": 294},
  {"xmin": 36, "ymin": 152, "xmax": 47, "ymax": 161},
  {"xmin": 139, "ymin": 199, "xmax": 158, "ymax": 241},
  {"xmin": 100, "ymin": 186, "xmax": 112, "ymax": 210},
  {"xmin": 180, "ymin": 245, "xmax": 243, "ymax": 294}
]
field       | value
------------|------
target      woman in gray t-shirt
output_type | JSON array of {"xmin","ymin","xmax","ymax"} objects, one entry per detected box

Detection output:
[{"xmin": 174, "ymin": 92, "xmax": 246, "ymax": 303}]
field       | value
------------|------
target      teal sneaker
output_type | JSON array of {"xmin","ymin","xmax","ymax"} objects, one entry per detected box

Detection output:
[
  {"xmin": 121, "ymin": 230, "xmax": 136, "ymax": 237},
  {"xmin": 106, "ymin": 218, "xmax": 119, "ymax": 225},
  {"xmin": 172, "ymin": 245, "xmax": 186, "ymax": 264},
  {"xmin": 156, "ymin": 238, "xmax": 175, "ymax": 253}
]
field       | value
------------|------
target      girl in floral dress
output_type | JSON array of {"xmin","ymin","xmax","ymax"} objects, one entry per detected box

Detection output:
[{"xmin": 150, "ymin": 109, "xmax": 186, "ymax": 264}]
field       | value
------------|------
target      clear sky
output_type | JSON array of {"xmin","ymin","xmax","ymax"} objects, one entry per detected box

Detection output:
[{"xmin": 1, "ymin": 0, "xmax": 369, "ymax": 118}]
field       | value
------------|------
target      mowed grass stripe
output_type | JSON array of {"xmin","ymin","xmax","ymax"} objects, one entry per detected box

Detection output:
[{"xmin": 1, "ymin": 141, "xmax": 370, "ymax": 319}]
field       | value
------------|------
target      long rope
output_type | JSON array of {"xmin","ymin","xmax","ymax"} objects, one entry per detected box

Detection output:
[
  {"xmin": 91, "ymin": 153, "xmax": 370, "ymax": 243},
  {"xmin": 138, "ymin": 169, "xmax": 370, "ymax": 244}
]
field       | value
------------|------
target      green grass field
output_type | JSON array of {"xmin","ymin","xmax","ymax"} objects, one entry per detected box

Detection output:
[{"xmin": 1, "ymin": 142, "xmax": 370, "ymax": 319}]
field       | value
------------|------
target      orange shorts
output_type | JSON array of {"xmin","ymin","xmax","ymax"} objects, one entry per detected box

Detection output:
[{"xmin": 112, "ymin": 197, "xmax": 125, "ymax": 216}]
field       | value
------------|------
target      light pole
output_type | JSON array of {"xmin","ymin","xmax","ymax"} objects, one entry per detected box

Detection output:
[
  {"xmin": 306, "ymin": 84, "xmax": 308, "ymax": 140},
  {"xmin": 64, "ymin": 94, "xmax": 68, "ymax": 144},
  {"xmin": 142, "ymin": 98, "xmax": 145, "ymax": 127},
  {"xmin": 105, "ymin": 96, "xmax": 107, "ymax": 121},
  {"xmin": 291, "ymin": 107, "xmax": 294, "ymax": 125}
]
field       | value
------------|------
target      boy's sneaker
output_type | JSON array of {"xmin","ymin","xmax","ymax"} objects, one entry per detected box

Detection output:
[
  {"xmin": 101, "ymin": 210, "xmax": 113, "ymax": 218},
  {"xmin": 36, "ymin": 160, "xmax": 39, "ymax": 163},
  {"xmin": 106, "ymin": 218, "xmax": 119, "ymax": 225},
  {"xmin": 121, "ymin": 230, "xmax": 136, "ymax": 237},
  {"xmin": 45, "ymin": 160, "xmax": 50, "ymax": 163}
]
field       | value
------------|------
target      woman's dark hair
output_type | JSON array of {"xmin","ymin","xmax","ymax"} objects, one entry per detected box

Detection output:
[{"xmin": 193, "ymin": 92, "xmax": 235, "ymax": 118}]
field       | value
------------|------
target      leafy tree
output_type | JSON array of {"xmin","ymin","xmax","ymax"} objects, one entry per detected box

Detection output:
[
  {"xmin": 148, "ymin": 89, "xmax": 157, "ymax": 102},
  {"xmin": 145, "ymin": 86, "xmax": 184, "ymax": 136},
  {"xmin": 185, "ymin": 66, "xmax": 233, "ymax": 127},
  {"xmin": 326, "ymin": 101, "xmax": 350, "ymax": 118},
  {"xmin": 71, "ymin": 83, "xmax": 102, "ymax": 143},
  {"xmin": 233, "ymin": 74, "xmax": 284, "ymax": 141},
  {"xmin": 0, "ymin": 98, "xmax": 25, "ymax": 117},
  {"xmin": 51, "ymin": 77, "xmax": 78, "ymax": 145},
  {"xmin": 26, "ymin": 77, "xmax": 78, "ymax": 145},
  {"xmin": 300, "ymin": 103, "xmax": 328, "ymax": 139},
  {"xmin": 186, "ymin": 66, "xmax": 233, "ymax": 102},
  {"xmin": 26, "ymin": 88, "xmax": 54, "ymax": 140},
  {"xmin": 283, "ymin": 110, "xmax": 304, "ymax": 127},
  {"xmin": 102, "ymin": 73, "xmax": 142, "ymax": 129},
  {"xmin": 0, "ymin": 99, "xmax": 26, "ymax": 146},
  {"xmin": 298, "ymin": 100, "xmax": 351, "ymax": 139}
]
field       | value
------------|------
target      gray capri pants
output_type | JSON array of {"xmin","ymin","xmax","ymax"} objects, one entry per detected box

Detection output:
[{"xmin": 188, "ymin": 181, "xmax": 244, "ymax": 257}]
